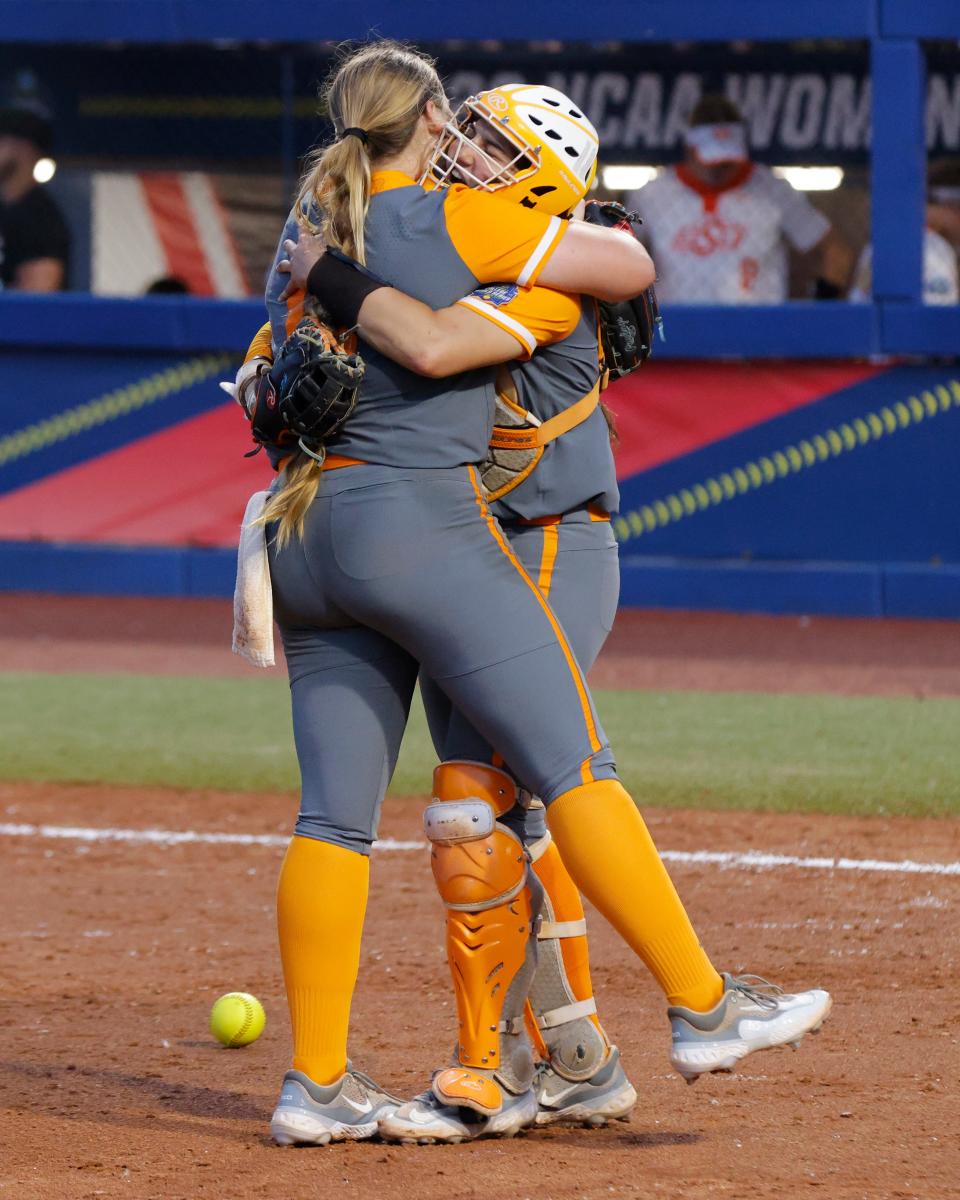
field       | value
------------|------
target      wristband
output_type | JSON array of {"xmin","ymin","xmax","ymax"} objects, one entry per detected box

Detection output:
[{"xmin": 306, "ymin": 249, "xmax": 388, "ymax": 327}]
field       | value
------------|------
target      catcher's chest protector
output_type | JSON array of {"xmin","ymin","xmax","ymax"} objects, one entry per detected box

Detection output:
[
  {"xmin": 424, "ymin": 762, "xmax": 540, "ymax": 1114},
  {"xmin": 479, "ymin": 296, "xmax": 619, "ymax": 522},
  {"xmin": 480, "ymin": 366, "xmax": 601, "ymax": 502}
]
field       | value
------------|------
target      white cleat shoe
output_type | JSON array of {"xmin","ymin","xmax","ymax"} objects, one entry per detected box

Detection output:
[
  {"xmin": 379, "ymin": 1084, "xmax": 537, "ymax": 1145},
  {"xmin": 534, "ymin": 1046, "xmax": 637, "ymax": 1126},
  {"xmin": 270, "ymin": 1066, "xmax": 402, "ymax": 1145},
  {"xmin": 668, "ymin": 973, "xmax": 833, "ymax": 1082}
]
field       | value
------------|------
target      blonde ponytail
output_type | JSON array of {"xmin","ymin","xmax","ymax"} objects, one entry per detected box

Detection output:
[
  {"xmin": 296, "ymin": 40, "xmax": 447, "ymax": 265},
  {"xmin": 258, "ymin": 453, "xmax": 324, "ymax": 550},
  {"xmin": 266, "ymin": 43, "xmax": 446, "ymax": 547},
  {"xmin": 299, "ymin": 134, "xmax": 372, "ymax": 262}
]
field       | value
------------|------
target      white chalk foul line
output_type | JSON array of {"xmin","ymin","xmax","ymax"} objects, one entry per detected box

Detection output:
[
  {"xmin": 659, "ymin": 848, "xmax": 960, "ymax": 877},
  {"xmin": 0, "ymin": 823, "xmax": 423, "ymax": 853},
  {"xmin": 1, "ymin": 822, "xmax": 958, "ymax": 877}
]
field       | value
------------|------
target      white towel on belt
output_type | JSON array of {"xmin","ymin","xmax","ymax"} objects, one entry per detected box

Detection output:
[{"xmin": 233, "ymin": 490, "xmax": 275, "ymax": 668}]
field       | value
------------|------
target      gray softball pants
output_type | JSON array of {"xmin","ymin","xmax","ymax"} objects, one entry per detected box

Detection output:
[
  {"xmin": 268, "ymin": 464, "xmax": 617, "ymax": 854},
  {"xmin": 419, "ymin": 511, "xmax": 621, "ymax": 844}
]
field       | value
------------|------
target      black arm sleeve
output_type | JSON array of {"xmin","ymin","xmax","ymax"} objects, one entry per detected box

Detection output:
[{"xmin": 306, "ymin": 248, "xmax": 388, "ymax": 328}]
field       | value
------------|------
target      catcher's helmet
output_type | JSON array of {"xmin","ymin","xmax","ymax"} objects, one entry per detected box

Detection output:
[{"xmin": 422, "ymin": 84, "xmax": 598, "ymax": 217}]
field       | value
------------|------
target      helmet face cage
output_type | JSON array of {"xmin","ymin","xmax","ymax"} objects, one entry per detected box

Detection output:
[
  {"xmin": 421, "ymin": 86, "xmax": 599, "ymax": 217},
  {"xmin": 420, "ymin": 96, "xmax": 541, "ymax": 193}
]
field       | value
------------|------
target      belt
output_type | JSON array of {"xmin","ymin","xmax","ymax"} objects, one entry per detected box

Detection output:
[
  {"xmin": 273, "ymin": 451, "xmax": 365, "ymax": 474},
  {"xmin": 516, "ymin": 503, "xmax": 610, "ymax": 527},
  {"xmin": 322, "ymin": 454, "xmax": 366, "ymax": 471}
]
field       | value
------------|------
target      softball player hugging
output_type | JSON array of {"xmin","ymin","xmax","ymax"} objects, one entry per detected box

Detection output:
[
  {"xmin": 284, "ymin": 83, "xmax": 640, "ymax": 1141},
  {"xmin": 237, "ymin": 39, "xmax": 832, "ymax": 1149}
]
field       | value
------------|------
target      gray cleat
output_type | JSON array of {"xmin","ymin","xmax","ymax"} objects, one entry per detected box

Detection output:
[
  {"xmin": 535, "ymin": 1044, "xmax": 637, "ymax": 1126},
  {"xmin": 270, "ymin": 1066, "xmax": 402, "ymax": 1145},
  {"xmin": 669, "ymin": 973, "xmax": 833, "ymax": 1082},
  {"xmin": 379, "ymin": 1085, "xmax": 538, "ymax": 1145}
]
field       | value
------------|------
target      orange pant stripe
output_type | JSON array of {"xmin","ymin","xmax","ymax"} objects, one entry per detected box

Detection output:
[
  {"xmin": 467, "ymin": 467, "xmax": 601, "ymax": 762},
  {"xmin": 537, "ymin": 524, "xmax": 560, "ymax": 597}
]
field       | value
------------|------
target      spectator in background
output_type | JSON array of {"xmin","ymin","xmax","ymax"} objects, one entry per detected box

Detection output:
[
  {"xmin": 850, "ymin": 158, "xmax": 960, "ymax": 305},
  {"xmin": 145, "ymin": 275, "xmax": 191, "ymax": 295},
  {"xmin": 624, "ymin": 95, "xmax": 852, "ymax": 304},
  {"xmin": 0, "ymin": 71, "xmax": 70, "ymax": 292}
]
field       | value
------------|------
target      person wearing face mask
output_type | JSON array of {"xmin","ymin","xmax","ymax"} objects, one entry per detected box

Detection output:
[
  {"xmin": 624, "ymin": 94, "xmax": 851, "ymax": 304},
  {"xmin": 0, "ymin": 71, "xmax": 69, "ymax": 293}
]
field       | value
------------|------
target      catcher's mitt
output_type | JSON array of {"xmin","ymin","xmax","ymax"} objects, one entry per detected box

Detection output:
[
  {"xmin": 249, "ymin": 316, "xmax": 364, "ymax": 462},
  {"xmin": 583, "ymin": 199, "xmax": 663, "ymax": 381}
]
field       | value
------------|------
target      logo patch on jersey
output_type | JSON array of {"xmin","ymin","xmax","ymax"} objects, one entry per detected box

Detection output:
[{"xmin": 472, "ymin": 283, "xmax": 520, "ymax": 308}]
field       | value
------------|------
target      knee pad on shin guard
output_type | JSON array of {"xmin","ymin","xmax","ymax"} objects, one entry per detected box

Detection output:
[
  {"xmin": 527, "ymin": 829, "xmax": 610, "ymax": 1081},
  {"xmin": 425, "ymin": 762, "xmax": 540, "ymax": 1108}
]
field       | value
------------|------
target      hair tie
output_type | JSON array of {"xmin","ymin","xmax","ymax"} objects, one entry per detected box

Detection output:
[{"xmin": 340, "ymin": 127, "xmax": 369, "ymax": 146}]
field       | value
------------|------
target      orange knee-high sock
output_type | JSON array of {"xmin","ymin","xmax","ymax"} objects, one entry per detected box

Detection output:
[
  {"xmin": 547, "ymin": 780, "xmax": 724, "ymax": 1012},
  {"xmin": 276, "ymin": 835, "xmax": 369, "ymax": 1085}
]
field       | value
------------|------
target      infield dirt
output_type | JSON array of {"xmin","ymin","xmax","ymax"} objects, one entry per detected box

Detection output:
[
  {"xmin": 2, "ymin": 781, "xmax": 958, "ymax": 1199},
  {"xmin": 1, "ymin": 599, "xmax": 958, "ymax": 1198}
]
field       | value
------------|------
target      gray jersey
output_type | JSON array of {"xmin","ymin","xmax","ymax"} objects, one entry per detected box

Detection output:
[{"xmin": 265, "ymin": 173, "xmax": 568, "ymax": 469}]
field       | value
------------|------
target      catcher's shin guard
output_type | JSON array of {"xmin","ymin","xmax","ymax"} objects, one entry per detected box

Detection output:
[
  {"xmin": 526, "ymin": 824, "xmax": 610, "ymax": 1081},
  {"xmin": 424, "ymin": 762, "xmax": 541, "ymax": 1114}
]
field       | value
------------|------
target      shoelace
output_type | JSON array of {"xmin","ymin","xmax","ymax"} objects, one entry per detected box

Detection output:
[
  {"xmin": 728, "ymin": 973, "xmax": 785, "ymax": 1011},
  {"xmin": 348, "ymin": 1067, "xmax": 403, "ymax": 1103}
]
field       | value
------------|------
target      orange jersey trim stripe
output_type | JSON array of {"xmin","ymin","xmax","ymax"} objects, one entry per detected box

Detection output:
[
  {"xmin": 537, "ymin": 524, "xmax": 560, "ymax": 598},
  {"xmin": 456, "ymin": 295, "xmax": 536, "ymax": 358},
  {"xmin": 517, "ymin": 215, "xmax": 565, "ymax": 288},
  {"xmin": 466, "ymin": 466, "xmax": 600, "ymax": 782}
]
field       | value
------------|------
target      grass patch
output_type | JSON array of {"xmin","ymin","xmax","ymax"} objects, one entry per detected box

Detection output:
[{"xmin": 2, "ymin": 672, "xmax": 958, "ymax": 818}]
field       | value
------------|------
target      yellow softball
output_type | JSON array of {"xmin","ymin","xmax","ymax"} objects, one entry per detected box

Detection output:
[{"xmin": 209, "ymin": 992, "xmax": 266, "ymax": 1047}]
